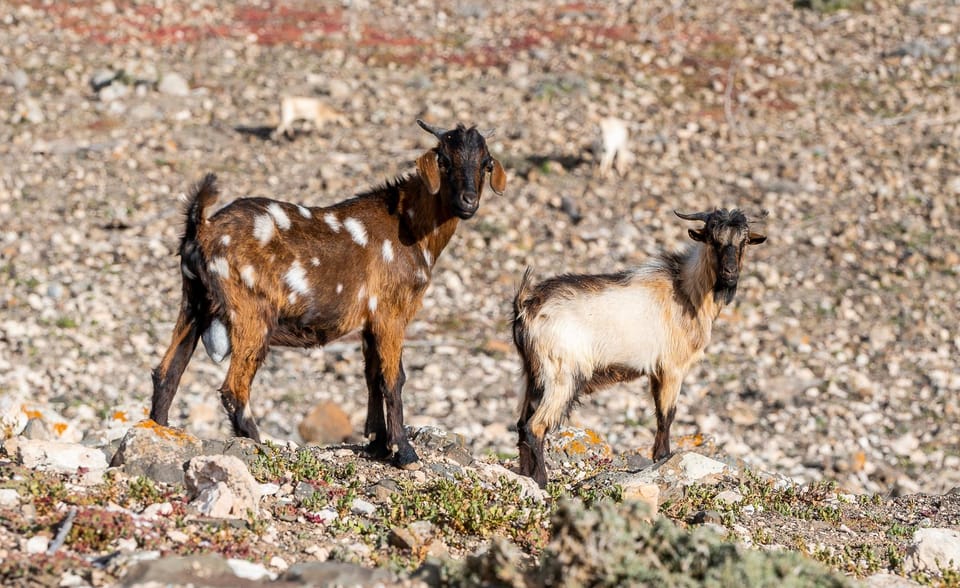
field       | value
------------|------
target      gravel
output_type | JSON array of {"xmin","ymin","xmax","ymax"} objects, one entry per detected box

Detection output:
[{"xmin": 1, "ymin": 0, "xmax": 958, "ymax": 501}]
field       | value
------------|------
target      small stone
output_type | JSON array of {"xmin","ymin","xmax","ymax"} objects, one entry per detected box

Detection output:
[
  {"xmin": 166, "ymin": 529, "xmax": 188, "ymax": 543},
  {"xmin": 350, "ymin": 498, "xmax": 377, "ymax": 516},
  {"xmin": 158, "ymin": 72, "xmax": 190, "ymax": 96},
  {"xmin": 715, "ymin": 490, "xmax": 744, "ymax": 505},
  {"xmin": 25, "ymin": 535, "xmax": 49, "ymax": 554},
  {"xmin": 621, "ymin": 482, "xmax": 659, "ymax": 517},
  {"xmin": 0, "ymin": 488, "xmax": 19, "ymax": 508}
]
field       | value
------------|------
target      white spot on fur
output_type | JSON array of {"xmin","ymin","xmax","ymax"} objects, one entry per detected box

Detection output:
[
  {"xmin": 209, "ymin": 257, "xmax": 229, "ymax": 278},
  {"xmin": 368, "ymin": 296, "xmax": 378, "ymax": 313},
  {"xmin": 220, "ymin": 234, "xmax": 231, "ymax": 246},
  {"xmin": 344, "ymin": 217, "xmax": 367, "ymax": 247},
  {"xmin": 311, "ymin": 257, "xmax": 320, "ymax": 266},
  {"xmin": 324, "ymin": 213, "xmax": 341, "ymax": 233},
  {"xmin": 202, "ymin": 319, "xmax": 231, "ymax": 363},
  {"xmin": 422, "ymin": 247, "xmax": 433, "ymax": 267},
  {"xmin": 357, "ymin": 285, "xmax": 366, "ymax": 300},
  {"xmin": 297, "ymin": 205, "xmax": 312, "ymax": 218},
  {"xmin": 415, "ymin": 268, "xmax": 429, "ymax": 284},
  {"xmin": 407, "ymin": 208, "xmax": 415, "ymax": 219},
  {"xmin": 267, "ymin": 202, "xmax": 291, "ymax": 230},
  {"xmin": 181, "ymin": 262, "xmax": 196, "ymax": 280},
  {"xmin": 382, "ymin": 240, "xmax": 394, "ymax": 263},
  {"xmin": 240, "ymin": 265, "xmax": 256, "ymax": 289},
  {"xmin": 254, "ymin": 214, "xmax": 274, "ymax": 245},
  {"xmin": 288, "ymin": 292, "xmax": 298, "ymax": 304},
  {"xmin": 336, "ymin": 283, "xmax": 343, "ymax": 294},
  {"xmin": 284, "ymin": 260, "xmax": 310, "ymax": 296}
]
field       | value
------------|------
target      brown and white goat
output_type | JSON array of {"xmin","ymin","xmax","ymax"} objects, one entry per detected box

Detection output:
[
  {"xmin": 512, "ymin": 208, "xmax": 766, "ymax": 486},
  {"xmin": 150, "ymin": 120, "xmax": 507, "ymax": 468}
]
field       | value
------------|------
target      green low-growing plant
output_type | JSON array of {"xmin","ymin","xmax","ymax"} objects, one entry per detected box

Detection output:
[{"xmin": 389, "ymin": 472, "xmax": 550, "ymax": 550}]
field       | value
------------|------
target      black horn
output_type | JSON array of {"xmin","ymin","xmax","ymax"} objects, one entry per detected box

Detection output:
[
  {"xmin": 417, "ymin": 119, "xmax": 447, "ymax": 139},
  {"xmin": 674, "ymin": 210, "xmax": 712, "ymax": 222}
]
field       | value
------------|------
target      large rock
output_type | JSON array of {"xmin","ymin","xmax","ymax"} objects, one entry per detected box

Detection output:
[
  {"xmin": 9, "ymin": 438, "xmax": 108, "ymax": 474},
  {"xmin": 185, "ymin": 455, "xmax": 260, "ymax": 518},
  {"xmin": 110, "ymin": 420, "xmax": 203, "ymax": 485},
  {"xmin": 280, "ymin": 561, "xmax": 397, "ymax": 586},
  {"xmin": 546, "ymin": 426, "xmax": 612, "ymax": 469},
  {"xmin": 904, "ymin": 527, "xmax": 960, "ymax": 574},
  {"xmin": 120, "ymin": 555, "xmax": 252, "ymax": 587},
  {"xmin": 298, "ymin": 400, "xmax": 354, "ymax": 444}
]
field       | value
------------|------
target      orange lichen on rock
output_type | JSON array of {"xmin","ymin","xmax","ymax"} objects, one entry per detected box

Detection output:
[
  {"xmin": 21, "ymin": 406, "xmax": 42, "ymax": 420},
  {"xmin": 112, "ymin": 411, "xmax": 128, "ymax": 422},
  {"xmin": 675, "ymin": 433, "xmax": 705, "ymax": 449},
  {"xmin": 135, "ymin": 419, "xmax": 197, "ymax": 444},
  {"xmin": 53, "ymin": 422, "xmax": 69, "ymax": 436}
]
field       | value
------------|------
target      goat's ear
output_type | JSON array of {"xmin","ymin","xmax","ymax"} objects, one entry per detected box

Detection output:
[
  {"xmin": 688, "ymin": 228, "xmax": 707, "ymax": 242},
  {"xmin": 748, "ymin": 231, "xmax": 767, "ymax": 245},
  {"xmin": 489, "ymin": 159, "xmax": 507, "ymax": 195},
  {"xmin": 416, "ymin": 151, "xmax": 442, "ymax": 195}
]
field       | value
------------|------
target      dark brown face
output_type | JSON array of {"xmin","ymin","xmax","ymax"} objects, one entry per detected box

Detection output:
[
  {"xmin": 679, "ymin": 208, "xmax": 767, "ymax": 304},
  {"xmin": 416, "ymin": 120, "xmax": 507, "ymax": 220},
  {"xmin": 434, "ymin": 126, "xmax": 492, "ymax": 219}
]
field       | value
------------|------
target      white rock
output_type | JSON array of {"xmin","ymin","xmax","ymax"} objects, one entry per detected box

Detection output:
[
  {"xmin": 185, "ymin": 455, "xmax": 260, "ymax": 518},
  {"xmin": 158, "ymin": 72, "xmax": 190, "ymax": 96},
  {"xmin": 311, "ymin": 508, "xmax": 338, "ymax": 524},
  {"xmin": 905, "ymin": 528, "xmax": 960, "ymax": 573},
  {"xmin": 677, "ymin": 453, "xmax": 727, "ymax": 483},
  {"xmin": 474, "ymin": 462, "xmax": 547, "ymax": 502},
  {"xmin": 25, "ymin": 535, "xmax": 49, "ymax": 554},
  {"xmin": 142, "ymin": 502, "xmax": 173, "ymax": 518},
  {"xmin": 15, "ymin": 440, "xmax": 108, "ymax": 473},
  {"xmin": 268, "ymin": 556, "xmax": 288, "ymax": 571},
  {"xmin": 350, "ymin": 498, "xmax": 377, "ymax": 516},
  {"xmin": 258, "ymin": 482, "xmax": 281, "ymax": 497},
  {"xmin": 0, "ymin": 488, "xmax": 19, "ymax": 508},
  {"xmin": 228, "ymin": 558, "xmax": 276, "ymax": 581}
]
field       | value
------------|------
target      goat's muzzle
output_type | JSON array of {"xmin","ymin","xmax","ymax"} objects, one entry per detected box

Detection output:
[
  {"xmin": 453, "ymin": 191, "xmax": 480, "ymax": 219},
  {"xmin": 718, "ymin": 246, "xmax": 739, "ymax": 285}
]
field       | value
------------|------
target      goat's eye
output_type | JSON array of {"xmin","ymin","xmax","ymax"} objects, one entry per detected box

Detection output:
[
  {"xmin": 483, "ymin": 158, "xmax": 493, "ymax": 172},
  {"xmin": 437, "ymin": 152, "xmax": 451, "ymax": 168}
]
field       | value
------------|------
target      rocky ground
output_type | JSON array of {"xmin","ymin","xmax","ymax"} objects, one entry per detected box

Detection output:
[{"xmin": 1, "ymin": 0, "xmax": 959, "ymax": 585}]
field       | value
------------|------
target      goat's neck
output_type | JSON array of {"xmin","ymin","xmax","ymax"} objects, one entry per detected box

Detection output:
[
  {"xmin": 679, "ymin": 244, "xmax": 722, "ymax": 320},
  {"xmin": 402, "ymin": 181, "xmax": 460, "ymax": 263}
]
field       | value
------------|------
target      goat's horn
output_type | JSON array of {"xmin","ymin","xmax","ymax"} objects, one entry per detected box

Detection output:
[
  {"xmin": 674, "ymin": 210, "xmax": 712, "ymax": 222},
  {"xmin": 417, "ymin": 119, "xmax": 448, "ymax": 139}
]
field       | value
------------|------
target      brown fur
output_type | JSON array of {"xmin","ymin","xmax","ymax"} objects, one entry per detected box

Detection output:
[{"xmin": 150, "ymin": 121, "xmax": 507, "ymax": 469}]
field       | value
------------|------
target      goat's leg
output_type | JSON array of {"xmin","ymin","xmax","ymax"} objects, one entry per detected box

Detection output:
[
  {"xmin": 150, "ymin": 297, "xmax": 202, "ymax": 426},
  {"xmin": 517, "ymin": 371, "xmax": 549, "ymax": 487},
  {"xmin": 366, "ymin": 324, "xmax": 418, "ymax": 469},
  {"xmin": 650, "ymin": 371, "xmax": 682, "ymax": 461},
  {"xmin": 218, "ymin": 325, "xmax": 268, "ymax": 443},
  {"xmin": 361, "ymin": 329, "xmax": 389, "ymax": 459}
]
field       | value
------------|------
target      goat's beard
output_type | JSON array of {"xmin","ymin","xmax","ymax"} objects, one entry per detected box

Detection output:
[{"xmin": 713, "ymin": 280, "xmax": 738, "ymax": 305}]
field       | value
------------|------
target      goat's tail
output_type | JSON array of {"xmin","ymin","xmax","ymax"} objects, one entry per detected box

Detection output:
[
  {"xmin": 181, "ymin": 173, "xmax": 219, "ymax": 246},
  {"xmin": 513, "ymin": 267, "xmax": 536, "ymax": 324},
  {"xmin": 178, "ymin": 173, "xmax": 224, "ymax": 313},
  {"xmin": 512, "ymin": 267, "xmax": 537, "ymax": 357}
]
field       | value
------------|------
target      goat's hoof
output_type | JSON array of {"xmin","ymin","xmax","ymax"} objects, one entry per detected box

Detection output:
[
  {"xmin": 391, "ymin": 445, "xmax": 420, "ymax": 470},
  {"xmin": 365, "ymin": 441, "xmax": 391, "ymax": 460}
]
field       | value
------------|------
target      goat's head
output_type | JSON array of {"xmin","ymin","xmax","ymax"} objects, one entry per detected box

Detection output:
[
  {"xmin": 676, "ymin": 208, "xmax": 767, "ymax": 303},
  {"xmin": 416, "ymin": 119, "xmax": 507, "ymax": 219}
]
